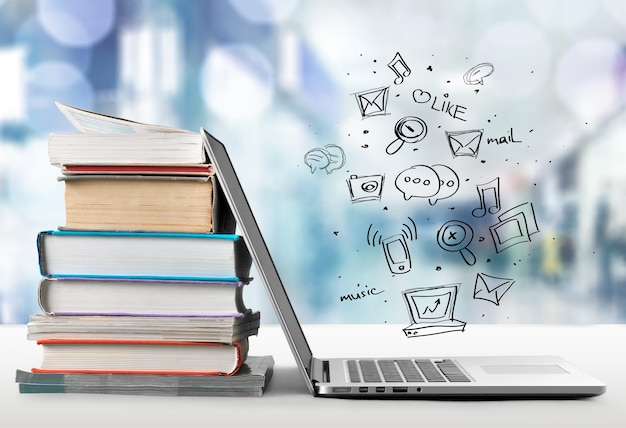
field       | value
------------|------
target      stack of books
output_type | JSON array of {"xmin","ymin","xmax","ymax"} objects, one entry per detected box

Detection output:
[{"xmin": 16, "ymin": 103, "xmax": 273, "ymax": 397}]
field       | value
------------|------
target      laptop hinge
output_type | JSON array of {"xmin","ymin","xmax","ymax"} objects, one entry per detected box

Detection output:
[{"xmin": 311, "ymin": 357, "xmax": 330, "ymax": 384}]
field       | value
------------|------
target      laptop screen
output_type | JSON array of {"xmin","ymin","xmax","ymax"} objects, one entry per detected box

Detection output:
[{"xmin": 201, "ymin": 129, "xmax": 315, "ymax": 385}]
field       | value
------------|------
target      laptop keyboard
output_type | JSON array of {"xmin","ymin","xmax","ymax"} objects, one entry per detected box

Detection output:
[{"xmin": 346, "ymin": 359, "xmax": 471, "ymax": 383}]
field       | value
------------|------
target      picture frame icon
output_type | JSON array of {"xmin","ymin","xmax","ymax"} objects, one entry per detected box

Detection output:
[
  {"xmin": 489, "ymin": 202, "xmax": 539, "ymax": 253},
  {"xmin": 382, "ymin": 234, "xmax": 411, "ymax": 274}
]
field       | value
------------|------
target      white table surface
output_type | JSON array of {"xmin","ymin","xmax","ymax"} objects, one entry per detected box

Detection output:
[{"xmin": 1, "ymin": 323, "xmax": 623, "ymax": 428}]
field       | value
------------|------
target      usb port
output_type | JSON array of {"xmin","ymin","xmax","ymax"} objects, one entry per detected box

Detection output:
[
  {"xmin": 359, "ymin": 387, "xmax": 368, "ymax": 393},
  {"xmin": 392, "ymin": 387, "xmax": 408, "ymax": 393},
  {"xmin": 375, "ymin": 387, "xmax": 385, "ymax": 393}
]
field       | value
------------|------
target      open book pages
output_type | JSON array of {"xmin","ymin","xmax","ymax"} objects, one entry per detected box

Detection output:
[{"xmin": 55, "ymin": 102, "xmax": 191, "ymax": 134}]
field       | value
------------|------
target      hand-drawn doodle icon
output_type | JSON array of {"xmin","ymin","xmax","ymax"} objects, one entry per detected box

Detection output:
[
  {"xmin": 430, "ymin": 164, "xmax": 460, "ymax": 205},
  {"xmin": 402, "ymin": 284, "xmax": 466, "ymax": 338},
  {"xmin": 489, "ymin": 202, "xmax": 539, "ymax": 253},
  {"xmin": 395, "ymin": 165, "xmax": 439, "ymax": 201},
  {"xmin": 347, "ymin": 174, "xmax": 385, "ymax": 203},
  {"xmin": 304, "ymin": 144, "xmax": 345, "ymax": 174},
  {"xmin": 387, "ymin": 52, "xmax": 411, "ymax": 85},
  {"xmin": 472, "ymin": 177, "xmax": 501, "ymax": 217},
  {"xmin": 353, "ymin": 86, "xmax": 390, "ymax": 119},
  {"xmin": 395, "ymin": 164, "xmax": 460, "ymax": 205},
  {"xmin": 412, "ymin": 88, "xmax": 432, "ymax": 104},
  {"xmin": 387, "ymin": 116, "xmax": 428, "ymax": 155},
  {"xmin": 463, "ymin": 62, "xmax": 495, "ymax": 85},
  {"xmin": 446, "ymin": 129, "xmax": 483, "ymax": 158},
  {"xmin": 367, "ymin": 218, "xmax": 417, "ymax": 275},
  {"xmin": 382, "ymin": 235, "xmax": 411, "ymax": 274},
  {"xmin": 437, "ymin": 220, "xmax": 476, "ymax": 266},
  {"xmin": 473, "ymin": 273, "xmax": 515, "ymax": 306}
]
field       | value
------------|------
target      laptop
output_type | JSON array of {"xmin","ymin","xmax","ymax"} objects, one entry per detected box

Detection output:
[{"xmin": 201, "ymin": 129, "xmax": 606, "ymax": 398}]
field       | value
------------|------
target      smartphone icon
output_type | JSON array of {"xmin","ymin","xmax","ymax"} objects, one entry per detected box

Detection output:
[{"xmin": 382, "ymin": 234, "xmax": 411, "ymax": 274}]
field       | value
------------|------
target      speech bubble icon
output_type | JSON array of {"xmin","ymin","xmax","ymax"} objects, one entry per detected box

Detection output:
[
  {"xmin": 463, "ymin": 63, "xmax": 495, "ymax": 85},
  {"xmin": 323, "ymin": 144, "xmax": 346, "ymax": 174},
  {"xmin": 429, "ymin": 164, "xmax": 460, "ymax": 205},
  {"xmin": 304, "ymin": 148, "xmax": 330, "ymax": 174},
  {"xmin": 395, "ymin": 165, "xmax": 440, "ymax": 201}
]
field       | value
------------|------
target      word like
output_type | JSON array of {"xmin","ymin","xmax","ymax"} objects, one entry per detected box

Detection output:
[{"xmin": 413, "ymin": 89, "xmax": 467, "ymax": 122}]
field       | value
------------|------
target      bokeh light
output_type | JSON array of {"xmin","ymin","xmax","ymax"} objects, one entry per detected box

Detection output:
[
  {"xmin": 201, "ymin": 44, "xmax": 274, "ymax": 120},
  {"xmin": 37, "ymin": 0, "xmax": 115, "ymax": 48},
  {"xmin": 473, "ymin": 20, "xmax": 550, "ymax": 99},
  {"xmin": 26, "ymin": 61, "xmax": 94, "ymax": 133},
  {"xmin": 15, "ymin": 16, "xmax": 92, "ymax": 72},
  {"xmin": 555, "ymin": 38, "xmax": 624, "ymax": 122},
  {"xmin": 526, "ymin": 0, "xmax": 599, "ymax": 30},
  {"xmin": 229, "ymin": 0, "xmax": 300, "ymax": 23}
]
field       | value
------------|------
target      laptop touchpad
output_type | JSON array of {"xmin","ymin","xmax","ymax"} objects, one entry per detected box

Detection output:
[{"xmin": 481, "ymin": 365, "xmax": 569, "ymax": 375}]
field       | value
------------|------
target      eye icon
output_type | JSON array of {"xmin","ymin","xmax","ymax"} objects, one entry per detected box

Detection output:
[{"xmin": 361, "ymin": 180, "xmax": 379, "ymax": 193}]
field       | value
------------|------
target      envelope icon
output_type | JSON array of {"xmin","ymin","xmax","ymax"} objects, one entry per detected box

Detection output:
[
  {"xmin": 446, "ymin": 129, "xmax": 483, "ymax": 158},
  {"xmin": 354, "ymin": 86, "xmax": 389, "ymax": 118},
  {"xmin": 473, "ymin": 273, "xmax": 515, "ymax": 306}
]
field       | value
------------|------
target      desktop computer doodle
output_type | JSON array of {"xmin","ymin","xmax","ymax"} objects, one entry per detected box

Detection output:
[{"xmin": 402, "ymin": 284, "xmax": 466, "ymax": 337}]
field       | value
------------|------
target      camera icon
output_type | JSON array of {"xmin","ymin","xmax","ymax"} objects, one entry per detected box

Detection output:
[{"xmin": 347, "ymin": 174, "xmax": 385, "ymax": 203}]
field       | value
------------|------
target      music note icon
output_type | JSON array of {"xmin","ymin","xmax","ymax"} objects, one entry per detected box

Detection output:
[
  {"xmin": 387, "ymin": 52, "xmax": 411, "ymax": 85},
  {"xmin": 472, "ymin": 177, "xmax": 501, "ymax": 218}
]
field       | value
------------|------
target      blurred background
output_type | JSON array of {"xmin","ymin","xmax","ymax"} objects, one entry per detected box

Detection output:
[{"xmin": 1, "ymin": 0, "xmax": 626, "ymax": 326}]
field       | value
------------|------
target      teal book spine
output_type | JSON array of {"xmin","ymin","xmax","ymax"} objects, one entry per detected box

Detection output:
[{"xmin": 37, "ymin": 230, "xmax": 252, "ymax": 281}]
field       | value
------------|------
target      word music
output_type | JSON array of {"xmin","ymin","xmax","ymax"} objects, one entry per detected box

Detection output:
[
  {"xmin": 413, "ymin": 89, "xmax": 467, "ymax": 122},
  {"xmin": 339, "ymin": 284, "xmax": 385, "ymax": 302}
]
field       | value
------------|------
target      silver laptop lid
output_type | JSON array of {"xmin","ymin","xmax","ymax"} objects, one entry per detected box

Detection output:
[{"xmin": 201, "ymin": 129, "xmax": 316, "ymax": 393}]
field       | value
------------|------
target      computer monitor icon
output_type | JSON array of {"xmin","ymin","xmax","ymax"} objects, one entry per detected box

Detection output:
[{"xmin": 402, "ymin": 284, "xmax": 466, "ymax": 337}]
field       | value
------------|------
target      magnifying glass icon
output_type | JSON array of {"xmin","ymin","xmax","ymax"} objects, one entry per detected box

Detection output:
[
  {"xmin": 386, "ymin": 116, "xmax": 427, "ymax": 155},
  {"xmin": 437, "ymin": 220, "xmax": 477, "ymax": 266}
]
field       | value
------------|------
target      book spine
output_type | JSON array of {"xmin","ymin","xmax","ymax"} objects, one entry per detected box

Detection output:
[
  {"xmin": 42, "ymin": 274, "xmax": 244, "ymax": 282},
  {"xmin": 33, "ymin": 340, "xmax": 244, "ymax": 376},
  {"xmin": 36, "ymin": 231, "xmax": 49, "ymax": 277},
  {"xmin": 44, "ymin": 229, "xmax": 242, "ymax": 240},
  {"xmin": 37, "ymin": 230, "xmax": 250, "ymax": 281},
  {"xmin": 45, "ymin": 312, "xmax": 246, "ymax": 318}
]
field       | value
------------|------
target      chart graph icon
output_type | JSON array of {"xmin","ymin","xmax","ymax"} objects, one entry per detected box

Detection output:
[{"xmin": 402, "ymin": 284, "xmax": 466, "ymax": 337}]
